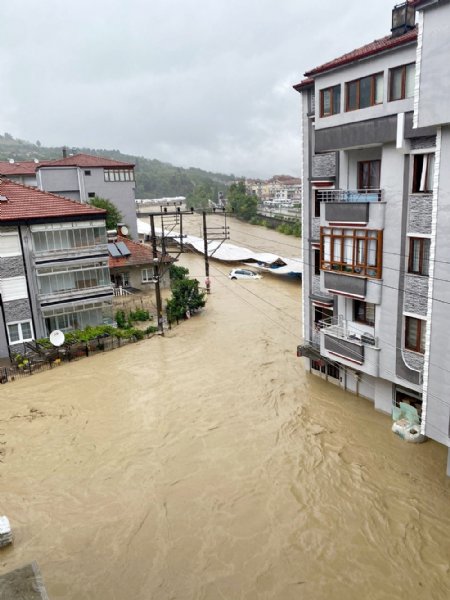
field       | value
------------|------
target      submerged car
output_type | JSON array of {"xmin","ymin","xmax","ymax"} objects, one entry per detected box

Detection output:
[{"xmin": 228, "ymin": 268, "xmax": 262, "ymax": 280}]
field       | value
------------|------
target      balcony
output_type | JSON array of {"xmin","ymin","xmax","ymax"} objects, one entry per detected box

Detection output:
[
  {"xmin": 319, "ymin": 318, "xmax": 380, "ymax": 376},
  {"xmin": 320, "ymin": 271, "xmax": 382, "ymax": 304},
  {"xmin": 317, "ymin": 189, "xmax": 385, "ymax": 227},
  {"xmin": 317, "ymin": 189, "xmax": 383, "ymax": 203}
]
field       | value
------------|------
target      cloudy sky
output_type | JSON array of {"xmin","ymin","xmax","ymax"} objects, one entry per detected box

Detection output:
[{"xmin": 2, "ymin": 0, "xmax": 401, "ymax": 178}]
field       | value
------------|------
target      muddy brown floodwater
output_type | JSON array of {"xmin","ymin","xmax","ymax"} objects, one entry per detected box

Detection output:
[{"xmin": 1, "ymin": 217, "xmax": 450, "ymax": 599}]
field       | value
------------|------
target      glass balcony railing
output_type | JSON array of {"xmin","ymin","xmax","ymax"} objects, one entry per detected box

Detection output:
[{"xmin": 317, "ymin": 189, "xmax": 383, "ymax": 203}]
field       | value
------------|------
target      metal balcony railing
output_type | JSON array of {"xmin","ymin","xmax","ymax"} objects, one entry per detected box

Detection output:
[
  {"xmin": 319, "ymin": 317, "xmax": 378, "ymax": 347},
  {"xmin": 317, "ymin": 189, "xmax": 383, "ymax": 203}
]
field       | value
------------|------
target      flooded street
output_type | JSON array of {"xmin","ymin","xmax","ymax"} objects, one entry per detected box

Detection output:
[{"xmin": 1, "ymin": 218, "xmax": 450, "ymax": 599}]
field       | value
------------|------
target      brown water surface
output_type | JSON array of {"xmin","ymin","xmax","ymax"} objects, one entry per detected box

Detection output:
[{"xmin": 1, "ymin": 217, "xmax": 449, "ymax": 599}]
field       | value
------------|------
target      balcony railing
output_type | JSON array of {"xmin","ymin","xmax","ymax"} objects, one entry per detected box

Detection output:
[
  {"xmin": 320, "ymin": 317, "xmax": 378, "ymax": 347},
  {"xmin": 317, "ymin": 189, "xmax": 383, "ymax": 203}
]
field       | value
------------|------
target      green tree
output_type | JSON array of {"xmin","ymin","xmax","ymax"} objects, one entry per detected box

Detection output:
[
  {"xmin": 169, "ymin": 265, "xmax": 190, "ymax": 283},
  {"xmin": 187, "ymin": 183, "xmax": 212, "ymax": 209},
  {"xmin": 89, "ymin": 196, "xmax": 124, "ymax": 230},
  {"xmin": 166, "ymin": 279, "xmax": 206, "ymax": 323},
  {"xmin": 226, "ymin": 181, "xmax": 257, "ymax": 221}
]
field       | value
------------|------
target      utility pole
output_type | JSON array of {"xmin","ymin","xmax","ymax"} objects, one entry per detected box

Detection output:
[
  {"xmin": 149, "ymin": 213, "xmax": 164, "ymax": 336},
  {"xmin": 201, "ymin": 208, "xmax": 231, "ymax": 293},
  {"xmin": 141, "ymin": 207, "xmax": 193, "ymax": 334}
]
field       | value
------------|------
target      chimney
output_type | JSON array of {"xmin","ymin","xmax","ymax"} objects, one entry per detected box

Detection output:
[
  {"xmin": 62, "ymin": 146, "xmax": 67, "ymax": 158},
  {"xmin": 391, "ymin": 2, "xmax": 416, "ymax": 37}
]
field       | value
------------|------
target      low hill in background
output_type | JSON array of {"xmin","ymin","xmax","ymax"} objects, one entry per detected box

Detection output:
[{"xmin": 0, "ymin": 133, "xmax": 236, "ymax": 201}]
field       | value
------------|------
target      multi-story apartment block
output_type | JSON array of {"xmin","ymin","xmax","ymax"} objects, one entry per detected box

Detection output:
[
  {"xmin": 36, "ymin": 153, "xmax": 138, "ymax": 239},
  {"xmin": 246, "ymin": 175, "xmax": 302, "ymax": 203},
  {"xmin": 0, "ymin": 179, "xmax": 113, "ymax": 360},
  {"xmin": 295, "ymin": 0, "xmax": 450, "ymax": 474}
]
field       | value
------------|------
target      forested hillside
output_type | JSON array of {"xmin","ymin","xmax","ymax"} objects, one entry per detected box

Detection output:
[{"xmin": 0, "ymin": 133, "xmax": 235, "ymax": 200}]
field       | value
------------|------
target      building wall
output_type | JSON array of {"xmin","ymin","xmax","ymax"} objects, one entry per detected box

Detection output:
[
  {"xmin": 425, "ymin": 125, "xmax": 450, "ymax": 447},
  {"xmin": 38, "ymin": 167, "xmax": 138, "ymax": 239},
  {"xmin": 416, "ymin": 2, "xmax": 450, "ymax": 128},
  {"xmin": 314, "ymin": 43, "xmax": 416, "ymax": 131}
]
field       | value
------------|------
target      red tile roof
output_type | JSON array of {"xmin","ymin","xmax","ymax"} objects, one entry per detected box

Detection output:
[
  {"xmin": 0, "ymin": 178, "xmax": 106, "ymax": 222},
  {"xmin": 304, "ymin": 28, "xmax": 417, "ymax": 77},
  {"xmin": 37, "ymin": 153, "xmax": 135, "ymax": 169},
  {"xmin": 0, "ymin": 160, "xmax": 50, "ymax": 176},
  {"xmin": 293, "ymin": 77, "xmax": 314, "ymax": 92},
  {"xmin": 108, "ymin": 235, "xmax": 173, "ymax": 268}
]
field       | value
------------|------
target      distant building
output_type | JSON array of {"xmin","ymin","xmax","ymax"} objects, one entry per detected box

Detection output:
[
  {"xmin": 0, "ymin": 152, "xmax": 138, "ymax": 239},
  {"xmin": 36, "ymin": 153, "xmax": 138, "ymax": 239},
  {"xmin": 0, "ymin": 178, "xmax": 113, "ymax": 360},
  {"xmin": 108, "ymin": 229, "xmax": 173, "ymax": 292},
  {"xmin": 0, "ymin": 159, "xmax": 44, "ymax": 186},
  {"xmin": 246, "ymin": 175, "xmax": 302, "ymax": 203}
]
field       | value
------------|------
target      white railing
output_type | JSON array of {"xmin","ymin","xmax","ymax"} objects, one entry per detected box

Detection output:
[
  {"xmin": 317, "ymin": 189, "xmax": 383, "ymax": 203},
  {"xmin": 319, "ymin": 317, "xmax": 378, "ymax": 347},
  {"xmin": 113, "ymin": 286, "xmax": 133, "ymax": 296}
]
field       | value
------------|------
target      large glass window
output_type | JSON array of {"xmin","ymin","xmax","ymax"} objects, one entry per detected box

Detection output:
[
  {"xmin": 320, "ymin": 85, "xmax": 341, "ymax": 117},
  {"xmin": 43, "ymin": 300, "xmax": 113, "ymax": 334},
  {"xmin": 346, "ymin": 73, "xmax": 383, "ymax": 111},
  {"xmin": 37, "ymin": 262, "xmax": 110, "ymax": 295},
  {"xmin": 104, "ymin": 168, "xmax": 135, "ymax": 182},
  {"xmin": 405, "ymin": 316, "xmax": 425, "ymax": 354},
  {"xmin": 7, "ymin": 320, "xmax": 33, "ymax": 345},
  {"xmin": 320, "ymin": 227, "xmax": 382, "ymax": 278},
  {"xmin": 32, "ymin": 225, "xmax": 106, "ymax": 254},
  {"xmin": 389, "ymin": 63, "xmax": 415, "ymax": 101}
]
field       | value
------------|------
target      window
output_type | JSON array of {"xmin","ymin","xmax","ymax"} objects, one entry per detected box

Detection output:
[
  {"xmin": 84, "ymin": 170, "xmax": 91, "ymax": 176},
  {"xmin": 389, "ymin": 63, "xmax": 415, "ymax": 101},
  {"xmin": 32, "ymin": 225, "xmax": 107, "ymax": 254},
  {"xmin": 141, "ymin": 268, "xmax": 154, "ymax": 283},
  {"xmin": 321, "ymin": 227, "xmax": 382, "ymax": 278},
  {"xmin": 354, "ymin": 301, "xmax": 375, "ymax": 326},
  {"xmin": 320, "ymin": 85, "xmax": 341, "ymax": 117},
  {"xmin": 358, "ymin": 160, "xmax": 381, "ymax": 190},
  {"xmin": 7, "ymin": 320, "xmax": 33, "ymax": 345},
  {"xmin": 88, "ymin": 192, "xmax": 96, "ymax": 198},
  {"xmin": 346, "ymin": 73, "xmax": 383, "ymax": 111},
  {"xmin": 104, "ymin": 168, "xmax": 134, "ymax": 182},
  {"xmin": 408, "ymin": 238, "xmax": 430, "ymax": 276},
  {"xmin": 405, "ymin": 316, "xmax": 425, "ymax": 353},
  {"xmin": 412, "ymin": 153, "xmax": 435, "ymax": 193},
  {"xmin": 36, "ymin": 262, "xmax": 110, "ymax": 295}
]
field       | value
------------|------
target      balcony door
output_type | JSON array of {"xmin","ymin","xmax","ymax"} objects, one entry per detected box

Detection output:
[{"xmin": 358, "ymin": 160, "xmax": 380, "ymax": 190}]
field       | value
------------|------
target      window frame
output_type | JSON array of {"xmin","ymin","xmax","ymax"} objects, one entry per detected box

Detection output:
[
  {"xmin": 320, "ymin": 227, "xmax": 383, "ymax": 279},
  {"xmin": 7, "ymin": 320, "xmax": 34, "ymax": 345},
  {"xmin": 412, "ymin": 153, "xmax": 435, "ymax": 194},
  {"xmin": 345, "ymin": 72, "xmax": 383, "ymax": 112},
  {"xmin": 389, "ymin": 63, "xmax": 415, "ymax": 102},
  {"xmin": 405, "ymin": 316, "xmax": 425, "ymax": 354},
  {"xmin": 320, "ymin": 85, "xmax": 341, "ymax": 117},
  {"xmin": 408, "ymin": 237, "xmax": 430, "ymax": 276},
  {"xmin": 141, "ymin": 268, "xmax": 154, "ymax": 283},
  {"xmin": 358, "ymin": 160, "xmax": 381, "ymax": 190},
  {"xmin": 354, "ymin": 300, "xmax": 375, "ymax": 326}
]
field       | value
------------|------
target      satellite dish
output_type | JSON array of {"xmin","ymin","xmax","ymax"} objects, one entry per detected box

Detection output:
[
  {"xmin": 120, "ymin": 225, "xmax": 129, "ymax": 236},
  {"xmin": 49, "ymin": 330, "xmax": 65, "ymax": 347}
]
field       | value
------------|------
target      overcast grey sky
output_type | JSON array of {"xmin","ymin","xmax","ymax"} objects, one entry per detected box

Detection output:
[{"xmin": 2, "ymin": 0, "xmax": 401, "ymax": 178}]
